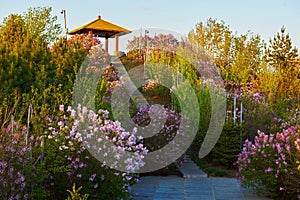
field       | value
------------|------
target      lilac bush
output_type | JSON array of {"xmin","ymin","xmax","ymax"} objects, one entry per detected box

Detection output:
[
  {"xmin": 44, "ymin": 104, "xmax": 148, "ymax": 198},
  {"xmin": 0, "ymin": 104, "xmax": 148, "ymax": 199},
  {"xmin": 131, "ymin": 104, "xmax": 188, "ymax": 157},
  {"xmin": 0, "ymin": 123, "xmax": 36, "ymax": 200},
  {"xmin": 236, "ymin": 126, "xmax": 300, "ymax": 199}
]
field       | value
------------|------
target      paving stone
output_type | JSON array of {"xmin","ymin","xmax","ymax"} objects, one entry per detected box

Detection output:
[
  {"xmin": 178, "ymin": 156, "xmax": 208, "ymax": 178},
  {"xmin": 131, "ymin": 155, "xmax": 271, "ymax": 200}
]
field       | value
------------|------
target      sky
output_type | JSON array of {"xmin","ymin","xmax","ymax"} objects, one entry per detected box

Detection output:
[{"xmin": 1, "ymin": 0, "xmax": 300, "ymax": 53}]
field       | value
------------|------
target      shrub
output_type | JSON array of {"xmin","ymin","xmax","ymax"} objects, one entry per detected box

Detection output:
[
  {"xmin": 236, "ymin": 126, "xmax": 300, "ymax": 199},
  {"xmin": 210, "ymin": 122, "xmax": 241, "ymax": 168},
  {"xmin": 0, "ymin": 123, "xmax": 32, "ymax": 199},
  {"xmin": 0, "ymin": 104, "xmax": 148, "ymax": 199},
  {"xmin": 44, "ymin": 105, "xmax": 147, "ymax": 199},
  {"xmin": 132, "ymin": 105, "xmax": 189, "ymax": 153}
]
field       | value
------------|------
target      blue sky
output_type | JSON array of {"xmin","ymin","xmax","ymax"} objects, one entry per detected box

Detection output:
[{"xmin": 1, "ymin": 0, "xmax": 300, "ymax": 53}]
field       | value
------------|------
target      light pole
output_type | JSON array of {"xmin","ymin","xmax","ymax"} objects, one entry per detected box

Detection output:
[
  {"xmin": 61, "ymin": 9, "xmax": 67, "ymax": 39},
  {"xmin": 144, "ymin": 30, "xmax": 149, "ymax": 79}
]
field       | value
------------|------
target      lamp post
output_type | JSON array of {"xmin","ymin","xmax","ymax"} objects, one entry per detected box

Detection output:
[
  {"xmin": 61, "ymin": 9, "xmax": 67, "ymax": 39},
  {"xmin": 144, "ymin": 30, "xmax": 149, "ymax": 79}
]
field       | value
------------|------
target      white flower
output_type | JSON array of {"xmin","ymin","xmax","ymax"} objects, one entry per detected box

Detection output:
[{"xmin": 59, "ymin": 105, "xmax": 64, "ymax": 112}]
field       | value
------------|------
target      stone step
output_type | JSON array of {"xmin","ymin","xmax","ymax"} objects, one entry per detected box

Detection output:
[{"xmin": 111, "ymin": 57, "xmax": 149, "ymax": 108}]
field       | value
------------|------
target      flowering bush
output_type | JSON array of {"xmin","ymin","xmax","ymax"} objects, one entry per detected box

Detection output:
[
  {"xmin": 0, "ymin": 104, "xmax": 148, "ymax": 199},
  {"xmin": 94, "ymin": 64, "xmax": 123, "ymax": 115},
  {"xmin": 236, "ymin": 126, "xmax": 300, "ymax": 199},
  {"xmin": 44, "ymin": 104, "xmax": 147, "ymax": 199},
  {"xmin": 0, "ymin": 123, "xmax": 32, "ymax": 200},
  {"xmin": 68, "ymin": 34, "xmax": 101, "ymax": 53},
  {"xmin": 131, "ymin": 105, "xmax": 188, "ymax": 155}
]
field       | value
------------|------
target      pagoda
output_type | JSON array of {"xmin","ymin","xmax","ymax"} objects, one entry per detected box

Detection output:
[{"xmin": 68, "ymin": 16, "xmax": 131, "ymax": 54}]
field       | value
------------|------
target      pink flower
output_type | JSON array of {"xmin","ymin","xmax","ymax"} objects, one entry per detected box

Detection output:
[
  {"xmin": 265, "ymin": 167, "xmax": 273, "ymax": 173},
  {"xmin": 279, "ymin": 187, "xmax": 285, "ymax": 191}
]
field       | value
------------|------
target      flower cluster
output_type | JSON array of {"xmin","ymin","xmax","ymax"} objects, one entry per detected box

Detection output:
[
  {"xmin": 68, "ymin": 33, "xmax": 101, "ymax": 53},
  {"xmin": 132, "ymin": 105, "xmax": 188, "ymax": 153},
  {"xmin": 44, "ymin": 104, "xmax": 148, "ymax": 197},
  {"xmin": 236, "ymin": 126, "xmax": 300, "ymax": 199},
  {"xmin": 0, "ymin": 123, "xmax": 36, "ymax": 199},
  {"xmin": 102, "ymin": 64, "xmax": 118, "ymax": 81}
]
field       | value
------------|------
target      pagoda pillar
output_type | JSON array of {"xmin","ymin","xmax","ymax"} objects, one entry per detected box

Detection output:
[
  {"xmin": 105, "ymin": 36, "xmax": 109, "ymax": 54},
  {"xmin": 115, "ymin": 34, "xmax": 119, "ymax": 55}
]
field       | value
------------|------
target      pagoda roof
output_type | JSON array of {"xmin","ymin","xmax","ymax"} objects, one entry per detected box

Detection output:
[{"xmin": 68, "ymin": 16, "xmax": 131, "ymax": 38}]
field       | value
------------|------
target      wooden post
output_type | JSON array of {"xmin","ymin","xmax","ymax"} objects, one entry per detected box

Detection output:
[
  {"xmin": 88, "ymin": 30, "xmax": 93, "ymax": 37},
  {"xmin": 115, "ymin": 34, "xmax": 119, "ymax": 55},
  {"xmin": 26, "ymin": 104, "xmax": 32, "ymax": 146},
  {"xmin": 105, "ymin": 36, "xmax": 109, "ymax": 54}
]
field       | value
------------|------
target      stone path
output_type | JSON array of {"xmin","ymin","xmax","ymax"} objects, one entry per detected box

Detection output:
[{"xmin": 131, "ymin": 156, "xmax": 271, "ymax": 200}]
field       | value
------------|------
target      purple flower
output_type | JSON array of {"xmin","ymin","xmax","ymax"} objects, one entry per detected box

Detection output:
[
  {"xmin": 76, "ymin": 174, "xmax": 82, "ymax": 178},
  {"xmin": 253, "ymin": 92, "xmax": 262, "ymax": 101},
  {"xmin": 89, "ymin": 173, "xmax": 96, "ymax": 181},
  {"xmin": 265, "ymin": 167, "xmax": 273, "ymax": 173}
]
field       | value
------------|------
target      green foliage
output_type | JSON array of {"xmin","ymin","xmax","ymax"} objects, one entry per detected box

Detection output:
[
  {"xmin": 214, "ymin": 169, "xmax": 227, "ymax": 177},
  {"xmin": 241, "ymin": 94, "xmax": 272, "ymax": 140},
  {"xmin": 51, "ymin": 38, "xmax": 86, "ymax": 91},
  {"xmin": 188, "ymin": 18, "xmax": 263, "ymax": 86},
  {"xmin": 94, "ymin": 76, "xmax": 111, "ymax": 111},
  {"xmin": 210, "ymin": 122, "xmax": 241, "ymax": 168},
  {"xmin": 263, "ymin": 26, "xmax": 300, "ymax": 99},
  {"xmin": 188, "ymin": 18, "xmax": 233, "ymax": 65},
  {"xmin": 23, "ymin": 7, "xmax": 62, "ymax": 43},
  {"xmin": 264, "ymin": 27, "xmax": 298, "ymax": 74},
  {"xmin": 1, "ymin": 7, "xmax": 300, "ymax": 199},
  {"xmin": 0, "ymin": 8, "xmax": 63, "ymax": 132},
  {"xmin": 0, "ymin": 13, "xmax": 52, "ymax": 95},
  {"xmin": 227, "ymin": 33, "xmax": 262, "ymax": 84}
]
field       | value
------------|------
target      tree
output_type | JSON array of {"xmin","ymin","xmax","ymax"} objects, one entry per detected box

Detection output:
[
  {"xmin": 264, "ymin": 27, "xmax": 298, "ymax": 75},
  {"xmin": 51, "ymin": 38, "xmax": 86, "ymax": 93},
  {"xmin": 188, "ymin": 18, "xmax": 264, "ymax": 92},
  {"xmin": 263, "ymin": 27, "xmax": 300, "ymax": 98},
  {"xmin": 0, "ymin": 14, "xmax": 51, "ymax": 94},
  {"xmin": 229, "ymin": 33, "xmax": 263, "ymax": 84},
  {"xmin": 0, "ymin": 7, "xmax": 60, "ymax": 126},
  {"xmin": 188, "ymin": 18, "xmax": 233, "ymax": 69},
  {"xmin": 23, "ymin": 7, "xmax": 61, "ymax": 44}
]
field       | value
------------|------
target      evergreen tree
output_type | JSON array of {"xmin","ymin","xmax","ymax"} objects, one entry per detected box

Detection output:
[{"xmin": 264, "ymin": 27, "xmax": 300, "ymax": 98}]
